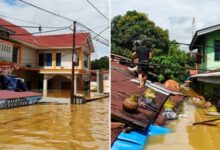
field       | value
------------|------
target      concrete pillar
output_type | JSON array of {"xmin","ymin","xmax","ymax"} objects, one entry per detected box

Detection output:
[
  {"xmin": 74, "ymin": 75, "xmax": 77, "ymax": 94},
  {"xmin": 52, "ymin": 49, "xmax": 57, "ymax": 69},
  {"xmin": 78, "ymin": 47, "xmax": 83, "ymax": 69},
  {"xmin": 97, "ymin": 69, "xmax": 103, "ymax": 93},
  {"xmin": 43, "ymin": 77, "xmax": 48, "ymax": 96}
]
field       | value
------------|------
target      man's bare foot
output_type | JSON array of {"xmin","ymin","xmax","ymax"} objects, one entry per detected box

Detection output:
[{"xmin": 138, "ymin": 85, "xmax": 144, "ymax": 88}]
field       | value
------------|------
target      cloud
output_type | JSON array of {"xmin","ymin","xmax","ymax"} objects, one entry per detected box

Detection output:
[
  {"xmin": 0, "ymin": 0, "xmax": 109, "ymax": 58},
  {"xmin": 111, "ymin": 0, "xmax": 220, "ymax": 50}
]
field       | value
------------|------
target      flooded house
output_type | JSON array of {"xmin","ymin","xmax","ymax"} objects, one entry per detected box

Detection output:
[
  {"xmin": 0, "ymin": 18, "xmax": 94, "ymax": 96},
  {"xmin": 90, "ymin": 70, "xmax": 110, "ymax": 93},
  {"xmin": 189, "ymin": 24, "xmax": 220, "ymax": 104}
]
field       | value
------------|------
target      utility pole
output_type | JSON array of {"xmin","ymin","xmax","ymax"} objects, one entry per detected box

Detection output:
[{"xmin": 71, "ymin": 21, "xmax": 77, "ymax": 104}]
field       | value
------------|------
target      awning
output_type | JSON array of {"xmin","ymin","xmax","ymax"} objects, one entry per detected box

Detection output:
[{"xmin": 190, "ymin": 72, "xmax": 220, "ymax": 84}]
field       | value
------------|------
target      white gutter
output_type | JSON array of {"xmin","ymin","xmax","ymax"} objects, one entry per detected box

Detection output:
[
  {"xmin": 130, "ymin": 79, "xmax": 183, "ymax": 96},
  {"xmin": 191, "ymin": 72, "xmax": 220, "ymax": 78}
]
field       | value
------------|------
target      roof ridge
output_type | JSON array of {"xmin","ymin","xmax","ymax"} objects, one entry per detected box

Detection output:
[{"xmin": 0, "ymin": 18, "xmax": 32, "ymax": 35}]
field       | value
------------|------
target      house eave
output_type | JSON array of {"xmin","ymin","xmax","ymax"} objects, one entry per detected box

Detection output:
[
  {"xmin": 190, "ymin": 24, "xmax": 220, "ymax": 50},
  {"xmin": 191, "ymin": 72, "xmax": 220, "ymax": 78}
]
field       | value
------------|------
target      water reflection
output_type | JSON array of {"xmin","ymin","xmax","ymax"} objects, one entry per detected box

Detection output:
[
  {"xmin": 145, "ymin": 88, "xmax": 220, "ymax": 150},
  {"xmin": 187, "ymin": 107, "xmax": 220, "ymax": 150},
  {"xmin": 0, "ymin": 98, "xmax": 109, "ymax": 150}
]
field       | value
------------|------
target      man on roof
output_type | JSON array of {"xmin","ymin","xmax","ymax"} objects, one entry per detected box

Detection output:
[{"xmin": 132, "ymin": 40, "xmax": 152, "ymax": 88}]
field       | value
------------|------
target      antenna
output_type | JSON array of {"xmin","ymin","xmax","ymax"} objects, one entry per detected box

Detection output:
[{"xmin": 192, "ymin": 17, "xmax": 196, "ymax": 39}]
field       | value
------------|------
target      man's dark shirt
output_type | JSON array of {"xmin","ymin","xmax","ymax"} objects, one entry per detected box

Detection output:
[{"xmin": 136, "ymin": 46, "xmax": 151, "ymax": 62}]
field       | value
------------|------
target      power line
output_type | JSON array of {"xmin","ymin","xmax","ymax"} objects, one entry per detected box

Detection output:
[
  {"xmin": 0, "ymin": 24, "xmax": 70, "ymax": 29},
  {"xmin": 17, "ymin": 0, "xmax": 73, "ymax": 22},
  {"xmin": 0, "ymin": 14, "xmax": 44, "ymax": 26},
  {"xmin": 93, "ymin": 26, "xmax": 109, "ymax": 39},
  {"xmin": 13, "ymin": 26, "xmax": 71, "ymax": 36},
  {"xmin": 0, "ymin": 26, "xmax": 71, "ymax": 37},
  {"xmin": 129, "ymin": 37, "xmax": 218, "ymax": 50},
  {"xmin": 17, "ymin": 0, "xmax": 109, "ymax": 46},
  {"xmin": 73, "ymin": 22, "xmax": 109, "ymax": 43},
  {"xmin": 111, "ymin": 52, "xmax": 220, "ymax": 73},
  {"xmin": 86, "ymin": 0, "xmax": 109, "ymax": 21},
  {"xmin": 76, "ymin": 28, "xmax": 109, "ymax": 46}
]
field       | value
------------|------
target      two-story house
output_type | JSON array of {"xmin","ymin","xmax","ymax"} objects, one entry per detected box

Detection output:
[
  {"xmin": 0, "ymin": 18, "xmax": 94, "ymax": 96},
  {"xmin": 189, "ymin": 24, "xmax": 220, "ymax": 101}
]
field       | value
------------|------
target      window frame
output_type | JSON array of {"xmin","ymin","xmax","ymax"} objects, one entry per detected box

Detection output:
[
  {"xmin": 56, "ymin": 53, "xmax": 61, "ymax": 66},
  {"xmin": 214, "ymin": 40, "xmax": 220, "ymax": 61}
]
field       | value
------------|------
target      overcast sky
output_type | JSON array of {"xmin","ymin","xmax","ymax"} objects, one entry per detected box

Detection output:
[
  {"xmin": 0, "ymin": 0, "xmax": 109, "ymax": 59},
  {"xmin": 111, "ymin": 0, "xmax": 220, "ymax": 51}
]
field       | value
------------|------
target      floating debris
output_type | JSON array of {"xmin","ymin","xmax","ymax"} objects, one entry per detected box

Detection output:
[{"xmin": 163, "ymin": 109, "xmax": 178, "ymax": 120}]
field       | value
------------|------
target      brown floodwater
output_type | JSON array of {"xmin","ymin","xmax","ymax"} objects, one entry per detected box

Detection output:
[
  {"xmin": 0, "ymin": 92, "xmax": 109, "ymax": 150},
  {"xmin": 145, "ymin": 88, "xmax": 220, "ymax": 150}
]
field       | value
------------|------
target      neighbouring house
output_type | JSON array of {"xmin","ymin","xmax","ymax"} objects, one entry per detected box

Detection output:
[
  {"xmin": 189, "ymin": 24, "xmax": 220, "ymax": 102},
  {"xmin": 90, "ymin": 70, "xmax": 109, "ymax": 93},
  {"xmin": 0, "ymin": 18, "xmax": 94, "ymax": 96}
]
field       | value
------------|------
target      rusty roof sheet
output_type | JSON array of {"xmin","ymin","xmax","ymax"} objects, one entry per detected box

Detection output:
[
  {"xmin": 0, "ymin": 90, "xmax": 42, "ymax": 99},
  {"xmin": 111, "ymin": 60, "xmax": 170, "ymax": 131}
]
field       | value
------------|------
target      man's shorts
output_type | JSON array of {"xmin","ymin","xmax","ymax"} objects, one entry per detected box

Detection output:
[{"xmin": 138, "ymin": 61, "xmax": 149, "ymax": 74}]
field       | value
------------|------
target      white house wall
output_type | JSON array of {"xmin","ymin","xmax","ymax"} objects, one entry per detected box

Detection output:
[
  {"xmin": 21, "ymin": 45, "xmax": 37, "ymax": 67},
  {"xmin": 38, "ymin": 49, "xmax": 73, "ymax": 69},
  {"xmin": 61, "ymin": 49, "xmax": 72, "ymax": 69}
]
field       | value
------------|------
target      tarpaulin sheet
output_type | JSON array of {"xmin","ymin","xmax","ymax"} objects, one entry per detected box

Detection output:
[
  {"xmin": 2, "ymin": 75, "xmax": 27, "ymax": 92},
  {"xmin": 111, "ymin": 124, "xmax": 171, "ymax": 150}
]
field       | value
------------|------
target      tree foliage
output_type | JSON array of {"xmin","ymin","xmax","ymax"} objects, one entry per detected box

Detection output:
[
  {"xmin": 111, "ymin": 10, "xmax": 195, "ymax": 83},
  {"xmin": 152, "ymin": 42, "xmax": 194, "ymax": 83},
  {"xmin": 111, "ymin": 10, "xmax": 170, "ymax": 56},
  {"xmin": 91, "ymin": 56, "xmax": 109, "ymax": 70}
]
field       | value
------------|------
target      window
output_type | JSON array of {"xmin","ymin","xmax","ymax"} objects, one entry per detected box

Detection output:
[
  {"xmin": 47, "ymin": 54, "xmax": 52, "ymax": 66},
  {"xmin": 12, "ymin": 47, "xmax": 18, "ymax": 63},
  {"xmin": 38, "ymin": 53, "xmax": 52, "ymax": 66},
  {"xmin": 74, "ymin": 51, "xmax": 79, "ymax": 66},
  {"xmin": 39, "ymin": 53, "xmax": 44, "ymax": 66},
  {"xmin": 83, "ymin": 53, "xmax": 88, "ymax": 68},
  {"xmin": 214, "ymin": 40, "xmax": 220, "ymax": 61},
  {"xmin": 56, "ymin": 53, "xmax": 61, "ymax": 66}
]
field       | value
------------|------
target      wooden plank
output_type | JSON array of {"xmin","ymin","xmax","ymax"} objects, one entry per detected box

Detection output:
[{"xmin": 111, "ymin": 122, "xmax": 125, "ymax": 145}]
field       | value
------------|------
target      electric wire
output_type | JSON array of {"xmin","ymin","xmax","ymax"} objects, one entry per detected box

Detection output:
[
  {"xmin": 86, "ymin": 0, "xmax": 109, "ymax": 21},
  {"xmin": 0, "ymin": 14, "xmax": 45, "ymax": 26},
  {"xmin": 17, "ymin": 0, "xmax": 109, "ymax": 46},
  {"xmin": 93, "ymin": 26, "xmax": 109, "ymax": 39},
  {"xmin": 13, "ymin": 26, "xmax": 71, "ymax": 36},
  {"xmin": 111, "ymin": 53, "xmax": 220, "ymax": 73},
  {"xmin": 0, "ymin": 24, "xmax": 71, "ymax": 29}
]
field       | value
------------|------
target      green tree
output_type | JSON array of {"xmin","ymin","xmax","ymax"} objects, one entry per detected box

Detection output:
[
  {"xmin": 111, "ymin": 11, "xmax": 195, "ymax": 83},
  {"xmin": 111, "ymin": 10, "xmax": 170, "ymax": 56},
  {"xmin": 91, "ymin": 56, "xmax": 109, "ymax": 70},
  {"xmin": 151, "ymin": 42, "xmax": 194, "ymax": 83}
]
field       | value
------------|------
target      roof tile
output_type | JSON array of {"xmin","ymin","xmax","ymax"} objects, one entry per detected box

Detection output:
[{"xmin": 0, "ymin": 18, "xmax": 89, "ymax": 48}]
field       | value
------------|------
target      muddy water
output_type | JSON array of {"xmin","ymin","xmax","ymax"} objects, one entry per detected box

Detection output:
[
  {"xmin": 0, "ymin": 93, "xmax": 109, "ymax": 150},
  {"xmin": 145, "ymin": 88, "xmax": 220, "ymax": 150}
]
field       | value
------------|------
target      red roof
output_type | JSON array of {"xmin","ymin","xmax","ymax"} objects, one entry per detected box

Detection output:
[
  {"xmin": 0, "ymin": 18, "xmax": 37, "ymax": 46},
  {"xmin": 0, "ymin": 18, "xmax": 90, "ymax": 48},
  {"xmin": 34, "ymin": 33, "xmax": 89, "ymax": 48},
  {"xmin": 0, "ymin": 90, "xmax": 42, "ymax": 99}
]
